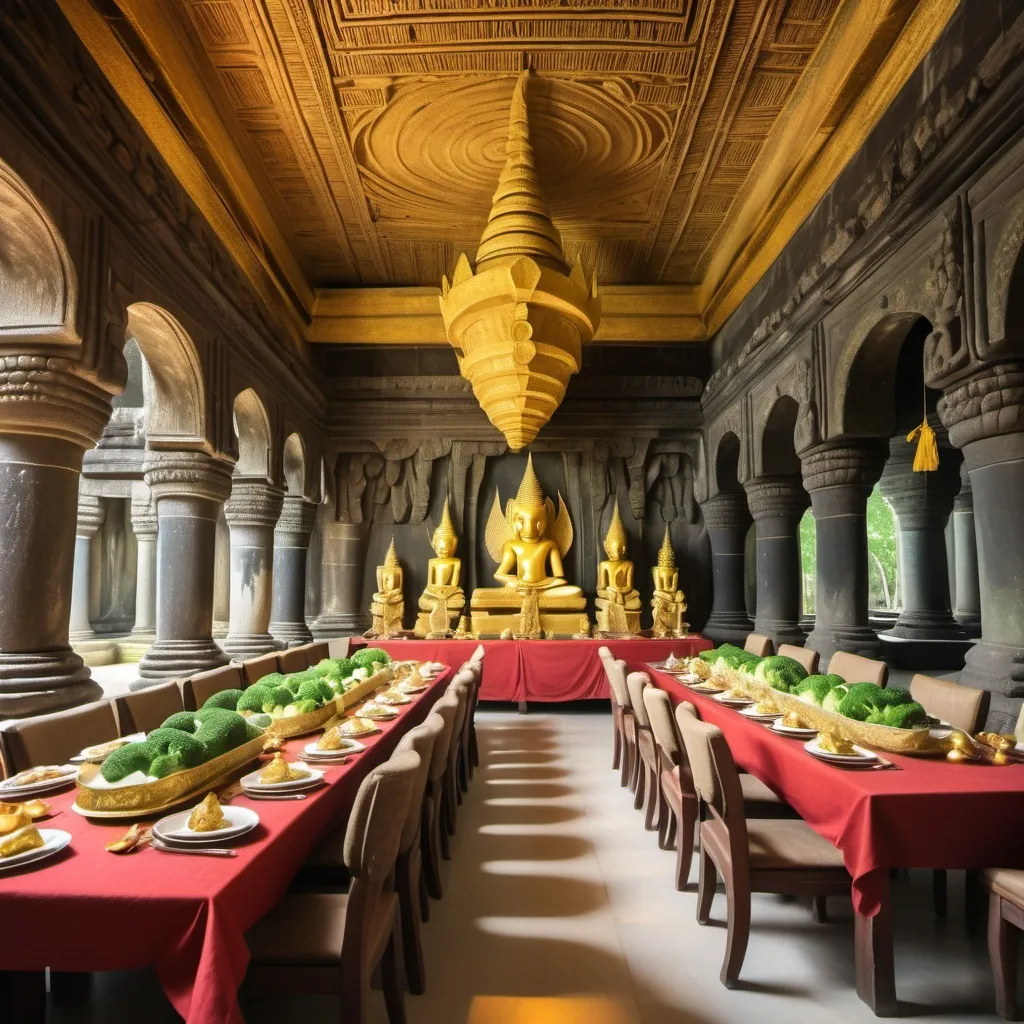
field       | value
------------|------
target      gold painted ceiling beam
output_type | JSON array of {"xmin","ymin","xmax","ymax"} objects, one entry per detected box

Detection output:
[{"xmin": 311, "ymin": 285, "xmax": 705, "ymax": 345}]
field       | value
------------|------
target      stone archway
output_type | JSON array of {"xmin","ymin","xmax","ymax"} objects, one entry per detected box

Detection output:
[{"xmin": 233, "ymin": 388, "xmax": 273, "ymax": 481}]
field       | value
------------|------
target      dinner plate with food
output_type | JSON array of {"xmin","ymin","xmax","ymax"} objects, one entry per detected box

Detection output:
[
  {"xmin": 688, "ymin": 681, "xmax": 726, "ymax": 694},
  {"xmin": 804, "ymin": 735, "xmax": 880, "ymax": 765},
  {"xmin": 70, "ymin": 733, "xmax": 146, "ymax": 765},
  {"xmin": 332, "ymin": 717, "xmax": 380, "ymax": 739},
  {"xmin": 358, "ymin": 702, "xmax": 400, "ymax": 721},
  {"xmin": 242, "ymin": 754, "xmax": 324, "ymax": 794},
  {"xmin": 303, "ymin": 734, "xmax": 367, "ymax": 759},
  {"xmin": 770, "ymin": 716, "xmax": 819, "ymax": 739},
  {"xmin": 739, "ymin": 702, "xmax": 781, "ymax": 722},
  {"xmin": 714, "ymin": 690, "xmax": 754, "ymax": 707},
  {"xmin": 374, "ymin": 689, "xmax": 413, "ymax": 706},
  {"xmin": 0, "ymin": 764, "xmax": 79, "ymax": 799},
  {"xmin": 0, "ymin": 822, "xmax": 71, "ymax": 872},
  {"xmin": 153, "ymin": 794, "xmax": 258, "ymax": 844}
]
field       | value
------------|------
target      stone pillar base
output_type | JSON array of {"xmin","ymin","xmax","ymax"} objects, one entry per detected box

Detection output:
[
  {"xmin": 222, "ymin": 633, "xmax": 280, "ymax": 659},
  {"xmin": 702, "ymin": 613, "xmax": 754, "ymax": 647},
  {"xmin": 311, "ymin": 613, "xmax": 369, "ymax": 639},
  {"xmin": 957, "ymin": 640, "xmax": 1024, "ymax": 733},
  {"xmin": 883, "ymin": 609, "xmax": 968, "ymax": 642},
  {"xmin": 270, "ymin": 621, "xmax": 313, "ymax": 648},
  {"xmin": 136, "ymin": 639, "xmax": 229, "ymax": 685},
  {"xmin": 877, "ymin": 633, "xmax": 972, "ymax": 670},
  {"xmin": 212, "ymin": 620, "xmax": 229, "ymax": 639},
  {"xmin": 0, "ymin": 650, "xmax": 100, "ymax": 716},
  {"xmin": 129, "ymin": 627, "xmax": 156, "ymax": 641},
  {"xmin": 805, "ymin": 624, "xmax": 882, "ymax": 666},
  {"xmin": 754, "ymin": 619, "xmax": 806, "ymax": 648},
  {"xmin": 955, "ymin": 612, "xmax": 982, "ymax": 638}
]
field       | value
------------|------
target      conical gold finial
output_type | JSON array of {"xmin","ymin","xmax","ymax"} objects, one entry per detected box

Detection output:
[
  {"xmin": 604, "ymin": 501, "xmax": 628, "ymax": 555},
  {"xmin": 658, "ymin": 525, "xmax": 676, "ymax": 569},
  {"xmin": 515, "ymin": 453, "xmax": 545, "ymax": 508},
  {"xmin": 475, "ymin": 72, "xmax": 566, "ymax": 272},
  {"xmin": 383, "ymin": 536, "xmax": 400, "ymax": 569},
  {"xmin": 433, "ymin": 498, "xmax": 458, "ymax": 551}
]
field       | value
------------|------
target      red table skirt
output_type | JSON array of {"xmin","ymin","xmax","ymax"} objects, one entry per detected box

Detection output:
[
  {"xmin": 0, "ymin": 669, "xmax": 452, "ymax": 1024},
  {"xmin": 648, "ymin": 668, "xmax": 1024, "ymax": 917},
  {"xmin": 368, "ymin": 637, "xmax": 711, "ymax": 702}
]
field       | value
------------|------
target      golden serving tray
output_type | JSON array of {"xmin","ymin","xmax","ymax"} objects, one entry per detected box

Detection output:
[
  {"xmin": 263, "ymin": 701, "xmax": 337, "ymax": 740},
  {"xmin": 334, "ymin": 666, "xmax": 396, "ymax": 714}
]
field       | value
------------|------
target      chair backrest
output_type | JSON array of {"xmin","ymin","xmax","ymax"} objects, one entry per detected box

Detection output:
[
  {"xmin": 241, "ymin": 653, "xmax": 280, "ymax": 688},
  {"xmin": 642, "ymin": 684, "xmax": 681, "ymax": 765},
  {"xmin": 598, "ymin": 647, "xmax": 629, "ymax": 709},
  {"xmin": 427, "ymin": 694, "xmax": 460, "ymax": 783},
  {"xmin": 626, "ymin": 671, "xmax": 650, "ymax": 727},
  {"xmin": 778, "ymin": 644, "xmax": 819, "ymax": 675},
  {"xmin": 184, "ymin": 665, "xmax": 246, "ymax": 710},
  {"xmin": 828, "ymin": 651, "xmax": 888, "ymax": 687},
  {"xmin": 910, "ymin": 674, "xmax": 988, "ymax": 733},
  {"xmin": 394, "ymin": 717, "xmax": 444, "ymax": 853},
  {"xmin": 114, "ymin": 681, "xmax": 185, "ymax": 735},
  {"xmin": 306, "ymin": 640, "xmax": 330, "ymax": 664},
  {"xmin": 744, "ymin": 633, "xmax": 774, "ymax": 658},
  {"xmin": 446, "ymin": 681, "xmax": 470, "ymax": 765},
  {"xmin": 327, "ymin": 638, "xmax": 351, "ymax": 659},
  {"xmin": 0, "ymin": 700, "xmax": 119, "ymax": 776},
  {"xmin": 277, "ymin": 646, "xmax": 309, "ymax": 675}
]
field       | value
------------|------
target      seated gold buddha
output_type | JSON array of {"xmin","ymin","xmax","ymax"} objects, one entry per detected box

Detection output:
[
  {"xmin": 366, "ymin": 537, "xmax": 406, "ymax": 639},
  {"xmin": 415, "ymin": 498, "xmax": 465, "ymax": 638},
  {"xmin": 471, "ymin": 454, "xmax": 586, "ymax": 637},
  {"xmin": 595, "ymin": 502, "xmax": 641, "ymax": 636},
  {"xmin": 651, "ymin": 526, "xmax": 688, "ymax": 638}
]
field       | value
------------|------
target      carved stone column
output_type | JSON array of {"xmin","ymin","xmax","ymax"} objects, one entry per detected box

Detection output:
[
  {"xmin": 877, "ymin": 435, "xmax": 969, "ymax": 661},
  {"xmin": 129, "ymin": 483, "xmax": 157, "ymax": 639},
  {"xmin": 270, "ymin": 495, "xmax": 318, "ymax": 647},
  {"xmin": 223, "ymin": 479, "xmax": 284, "ymax": 658},
  {"xmin": 952, "ymin": 461, "xmax": 982, "ymax": 638},
  {"xmin": 312, "ymin": 522, "xmax": 370, "ymax": 637},
  {"xmin": 212, "ymin": 508, "xmax": 230, "ymax": 638},
  {"xmin": 0, "ymin": 363, "xmax": 115, "ymax": 715},
  {"xmin": 136, "ymin": 452, "xmax": 233, "ymax": 685},
  {"xmin": 939, "ymin": 363, "xmax": 1024, "ymax": 730},
  {"xmin": 744, "ymin": 477, "xmax": 809, "ymax": 647},
  {"xmin": 800, "ymin": 442, "xmax": 887, "ymax": 663},
  {"xmin": 69, "ymin": 495, "xmax": 105, "ymax": 642},
  {"xmin": 699, "ymin": 493, "xmax": 753, "ymax": 645}
]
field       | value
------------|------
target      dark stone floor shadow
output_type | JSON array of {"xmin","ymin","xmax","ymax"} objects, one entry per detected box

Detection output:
[
  {"xmin": 485, "ymin": 751, "xmax": 561, "ymax": 764},
  {"xmin": 480, "ymin": 780, "xmax": 575, "ymax": 800},
  {"xmin": 467, "ymin": 873, "xmax": 607, "ymax": 917},
  {"xmin": 479, "ymin": 802, "xmax": 582, "ymax": 826},
  {"xmin": 483, "ymin": 764, "xmax": 566, "ymax": 781},
  {"xmin": 472, "ymin": 832, "xmax": 591, "ymax": 862}
]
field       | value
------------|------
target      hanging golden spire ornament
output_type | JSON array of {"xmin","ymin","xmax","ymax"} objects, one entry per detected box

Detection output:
[{"xmin": 439, "ymin": 72, "xmax": 601, "ymax": 451}]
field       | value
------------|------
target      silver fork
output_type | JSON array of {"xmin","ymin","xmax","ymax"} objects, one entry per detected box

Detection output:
[{"xmin": 151, "ymin": 838, "xmax": 237, "ymax": 857}]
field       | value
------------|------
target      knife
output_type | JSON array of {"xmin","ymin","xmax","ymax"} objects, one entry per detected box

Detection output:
[{"xmin": 151, "ymin": 838, "xmax": 237, "ymax": 857}]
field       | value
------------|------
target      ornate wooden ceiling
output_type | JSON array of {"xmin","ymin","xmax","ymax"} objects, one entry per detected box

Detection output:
[{"xmin": 60, "ymin": 0, "xmax": 956, "ymax": 346}]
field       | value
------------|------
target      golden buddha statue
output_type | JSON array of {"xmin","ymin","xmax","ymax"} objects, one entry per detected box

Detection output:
[
  {"xmin": 470, "ymin": 454, "xmax": 587, "ymax": 637},
  {"xmin": 415, "ymin": 498, "xmax": 465, "ymax": 638},
  {"xmin": 365, "ymin": 537, "xmax": 406, "ymax": 639},
  {"xmin": 595, "ymin": 502, "xmax": 642, "ymax": 637},
  {"xmin": 651, "ymin": 526, "xmax": 688, "ymax": 638}
]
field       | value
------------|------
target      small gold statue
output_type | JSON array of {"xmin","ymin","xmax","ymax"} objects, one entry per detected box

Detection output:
[
  {"xmin": 595, "ymin": 502, "xmax": 641, "ymax": 637},
  {"xmin": 471, "ymin": 454, "xmax": 586, "ymax": 636},
  {"xmin": 453, "ymin": 616, "xmax": 476, "ymax": 640},
  {"xmin": 415, "ymin": 499, "xmax": 465, "ymax": 638},
  {"xmin": 572, "ymin": 616, "xmax": 592, "ymax": 639},
  {"xmin": 365, "ymin": 537, "xmax": 406, "ymax": 639},
  {"xmin": 651, "ymin": 526, "xmax": 689, "ymax": 638}
]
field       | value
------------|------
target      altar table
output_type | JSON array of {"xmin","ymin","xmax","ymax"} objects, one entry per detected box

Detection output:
[
  {"xmin": 648, "ymin": 667, "xmax": 1024, "ymax": 1016},
  {"xmin": 364, "ymin": 637, "xmax": 710, "ymax": 703},
  {"xmin": 0, "ymin": 667, "xmax": 453, "ymax": 1024}
]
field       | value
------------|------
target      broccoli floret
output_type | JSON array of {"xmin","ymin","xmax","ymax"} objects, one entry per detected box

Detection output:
[
  {"xmin": 149, "ymin": 753, "xmax": 184, "ymax": 779},
  {"xmin": 100, "ymin": 742, "xmax": 155, "ymax": 783},
  {"xmin": 236, "ymin": 685, "xmax": 273, "ymax": 714},
  {"xmin": 244, "ymin": 721, "xmax": 265, "ymax": 741},
  {"xmin": 282, "ymin": 699, "xmax": 318, "ymax": 717},
  {"xmin": 146, "ymin": 727, "xmax": 206, "ymax": 768},
  {"xmin": 160, "ymin": 711, "xmax": 199, "ymax": 733},
  {"xmin": 193, "ymin": 708, "xmax": 250, "ymax": 758},
  {"xmin": 296, "ymin": 678, "xmax": 333, "ymax": 705},
  {"xmin": 352, "ymin": 647, "xmax": 390, "ymax": 669},
  {"xmin": 795, "ymin": 675, "xmax": 842, "ymax": 707},
  {"xmin": 882, "ymin": 701, "xmax": 928, "ymax": 729},
  {"xmin": 872, "ymin": 686, "xmax": 913, "ymax": 708},
  {"xmin": 202, "ymin": 688, "xmax": 243, "ymax": 712},
  {"xmin": 256, "ymin": 672, "xmax": 287, "ymax": 690},
  {"xmin": 753, "ymin": 655, "xmax": 809, "ymax": 692},
  {"xmin": 822, "ymin": 685, "xmax": 849, "ymax": 713},
  {"xmin": 246, "ymin": 712, "xmax": 273, "ymax": 729},
  {"xmin": 264, "ymin": 684, "xmax": 296, "ymax": 709},
  {"xmin": 314, "ymin": 657, "xmax": 356, "ymax": 680}
]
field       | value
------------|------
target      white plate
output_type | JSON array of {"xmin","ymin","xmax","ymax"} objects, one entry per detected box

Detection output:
[
  {"xmin": 739, "ymin": 706, "xmax": 781, "ymax": 722},
  {"xmin": 770, "ymin": 720, "xmax": 819, "ymax": 739},
  {"xmin": 154, "ymin": 804, "xmax": 259, "ymax": 844},
  {"xmin": 358, "ymin": 707, "xmax": 400, "ymax": 721},
  {"xmin": 689, "ymin": 683, "xmax": 726, "ymax": 695},
  {"xmin": 303, "ymin": 738, "xmax": 366, "ymax": 759},
  {"xmin": 804, "ymin": 737, "xmax": 879, "ymax": 763},
  {"xmin": 0, "ymin": 766, "xmax": 79, "ymax": 799},
  {"xmin": 397, "ymin": 682, "xmax": 429, "ymax": 694},
  {"xmin": 70, "ymin": 732, "xmax": 147, "ymax": 765},
  {"xmin": 714, "ymin": 693, "xmax": 753, "ymax": 707},
  {"xmin": 376, "ymin": 693, "xmax": 412, "ymax": 706},
  {"xmin": 0, "ymin": 829, "xmax": 72, "ymax": 872},
  {"xmin": 240, "ymin": 764, "xmax": 325, "ymax": 793}
]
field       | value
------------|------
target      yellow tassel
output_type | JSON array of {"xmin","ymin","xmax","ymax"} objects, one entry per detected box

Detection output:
[{"xmin": 906, "ymin": 420, "xmax": 939, "ymax": 472}]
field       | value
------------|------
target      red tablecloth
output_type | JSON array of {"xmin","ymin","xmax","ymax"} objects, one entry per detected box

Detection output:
[
  {"xmin": 648, "ymin": 668, "xmax": 1024, "ymax": 917},
  {"xmin": 0, "ymin": 668, "xmax": 452, "ymax": 1024},
  {"xmin": 367, "ymin": 637, "xmax": 711, "ymax": 702}
]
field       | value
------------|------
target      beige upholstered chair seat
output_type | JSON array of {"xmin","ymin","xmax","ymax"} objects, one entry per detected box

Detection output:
[
  {"xmin": 983, "ymin": 868, "xmax": 1024, "ymax": 904},
  {"xmin": 248, "ymin": 891, "xmax": 397, "ymax": 966},
  {"xmin": 739, "ymin": 775, "xmax": 784, "ymax": 806},
  {"xmin": 744, "ymin": 819, "xmax": 847, "ymax": 870}
]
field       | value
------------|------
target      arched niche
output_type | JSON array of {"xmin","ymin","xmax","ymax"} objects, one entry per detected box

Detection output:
[
  {"xmin": 127, "ymin": 303, "xmax": 207, "ymax": 448},
  {"xmin": 761, "ymin": 395, "xmax": 802, "ymax": 477},
  {"xmin": 0, "ymin": 161, "xmax": 78, "ymax": 347},
  {"xmin": 283, "ymin": 432, "xmax": 307, "ymax": 496},
  {"xmin": 233, "ymin": 388, "xmax": 272, "ymax": 480},
  {"xmin": 714, "ymin": 431, "xmax": 743, "ymax": 494}
]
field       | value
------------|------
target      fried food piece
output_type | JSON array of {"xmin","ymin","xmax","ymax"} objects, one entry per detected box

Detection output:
[
  {"xmin": 337, "ymin": 717, "xmax": 376, "ymax": 737},
  {"xmin": 5, "ymin": 766, "xmax": 68, "ymax": 787},
  {"xmin": 0, "ymin": 825, "xmax": 44, "ymax": 858},
  {"xmin": 818, "ymin": 732, "xmax": 857, "ymax": 756},
  {"xmin": 260, "ymin": 752, "xmax": 310, "ymax": 784},
  {"xmin": 187, "ymin": 792, "xmax": 228, "ymax": 832},
  {"xmin": 0, "ymin": 809, "xmax": 32, "ymax": 836},
  {"xmin": 782, "ymin": 711, "xmax": 806, "ymax": 729},
  {"xmin": 0, "ymin": 799, "xmax": 49, "ymax": 820}
]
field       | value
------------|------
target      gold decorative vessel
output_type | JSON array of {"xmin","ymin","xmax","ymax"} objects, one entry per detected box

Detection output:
[{"xmin": 334, "ymin": 667, "xmax": 396, "ymax": 715}]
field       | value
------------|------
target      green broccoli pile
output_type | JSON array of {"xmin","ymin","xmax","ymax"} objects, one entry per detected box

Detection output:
[
  {"xmin": 352, "ymin": 647, "xmax": 391, "ymax": 671},
  {"xmin": 698, "ymin": 644, "xmax": 763, "ymax": 673},
  {"xmin": 226, "ymin": 668, "xmax": 338, "ymax": 723},
  {"xmin": 752, "ymin": 655, "xmax": 809, "ymax": 692},
  {"xmin": 821, "ymin": 682, "xmax": 928, "ymax": 728},
  {"xmin": 100, "ymin": 705, "xmax": 263, "ymax": 783},
  {"xmin": 793, "ymin": 674, "xmax": 846, "ymax": 706}
]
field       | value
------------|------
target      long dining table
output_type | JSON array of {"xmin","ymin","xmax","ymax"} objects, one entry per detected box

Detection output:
[
  {"xmin": 0, "ymin": 665, "xmax": 453, "ymax": 1024},
  {"xmin": 647, "ymin": 666, "xmax": 1024, "ymax": 1016}
]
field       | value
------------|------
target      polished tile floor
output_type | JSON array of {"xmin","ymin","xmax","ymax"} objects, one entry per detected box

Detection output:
[{"xmin": 56, "ymin": 707, "xmax": 1004, "ymax": 1023}]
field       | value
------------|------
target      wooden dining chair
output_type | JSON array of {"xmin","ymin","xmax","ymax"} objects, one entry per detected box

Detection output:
[
  {"xmin": 277, "ymin": 645, "xmax": 310, "ymax": 674},
  {"xmin": 467, "ymin": 646, "xmax": 485, "ymax": 770},
  {"xmin": 441, "ymin": 676, "xmax": 471, "ymax": 843},
  {"xmin": 422, "ymin": 691, "xmax": 460, "ymax": 901},
  {"xmin": 598, "ymin": 646, "xmax": 628, "ymax": 778},
  {"xmin": 0, "ymin": 700, "xmax": 119, "ymax": 776},
  {"xmin": 327, "ymin": 638, "xmax": 352, "ymax": 658},
  {"xmin": 777, "ymin": 643, "xmax": 819, "ymax": 675},
  {"xmin": 626, "ymin": 671, "xmax": 658, "ymax": 829},
  {"xmin": 240, "ymin": 652, "xmax": 280, "ymax": 688},
  {"xmin": 113, "ymin": 681, "xmax": 184, "ymax": 735},
  {"xmin": 182, "ymin": 664, "xmax": 246, "ymax": 710},
  {"xmin": 246, "ymin": 749, "xmax": 420, "ymax": 1024},
  {"xmin": 827, "ymin": 651, "xmax": 888, "ymax": 687},
  {"xmin": 305, "ymin": 640, "xmax": 330, "ymax": 665},
  {"xmin": 982, "ymin": 868, "xmax": 1024, "ymax": 1019},
  {"xmin": 744, "ymin": 633, "xmax": 774, "ymax": 658},
  {"xmin": 676, "ymin": 709, "xmax": 851, "ymax": 987},
  {"xmin": 456, "ymin": 661, "xmax": 482, "ymax": 793},
  {"xmin": 642, "ymin": 684, "xmax": 684, "ymax": 852}
]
